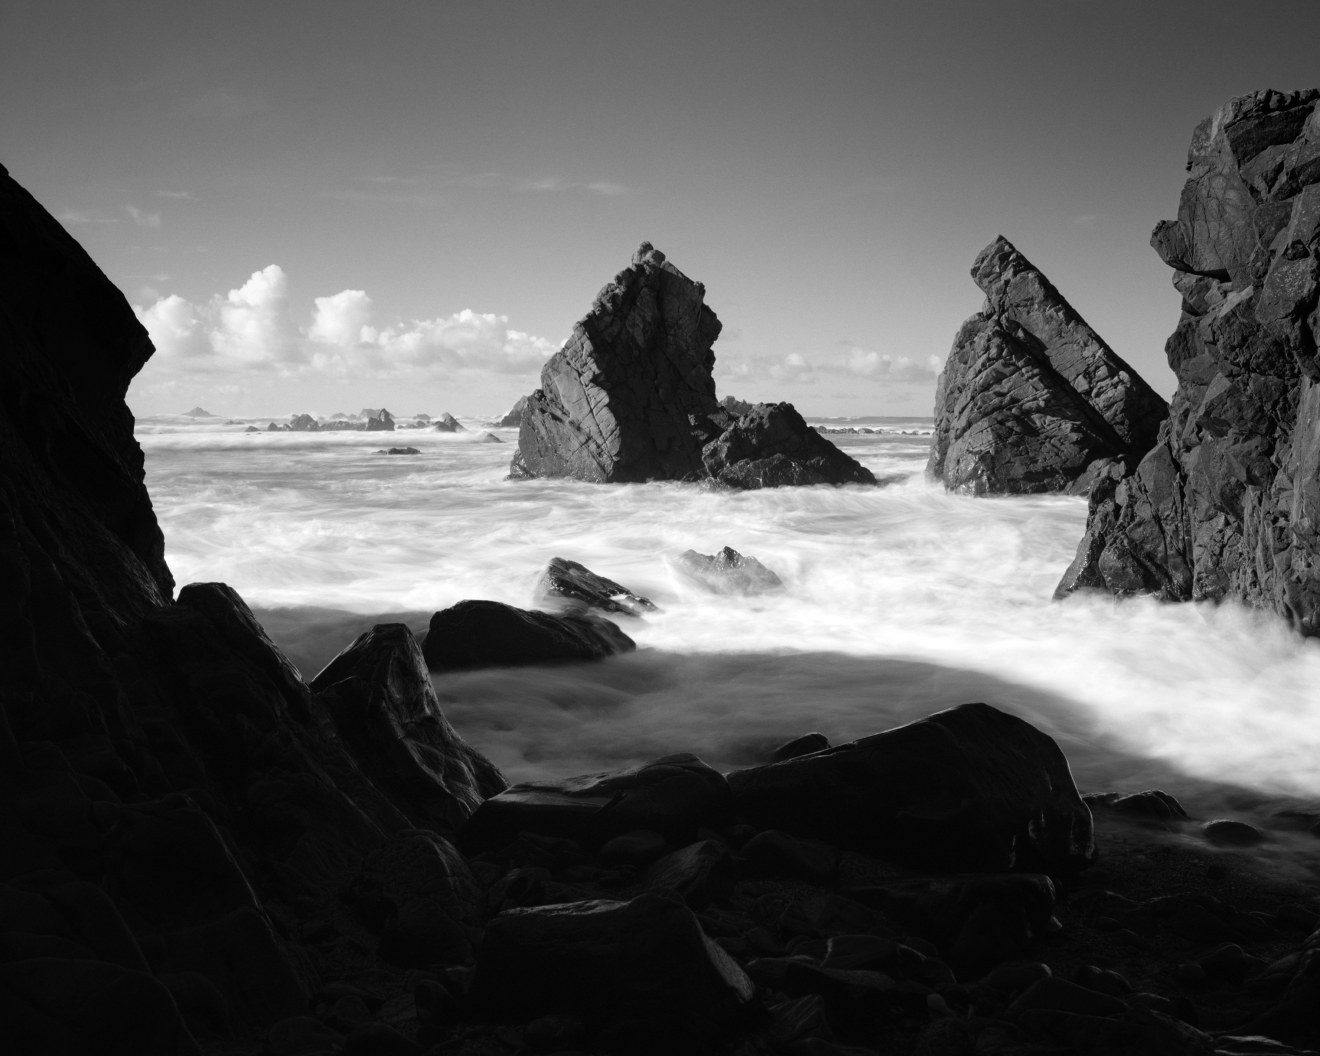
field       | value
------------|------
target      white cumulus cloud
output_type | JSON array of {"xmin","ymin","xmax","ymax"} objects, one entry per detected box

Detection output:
[{"xmin": 133, "ymin": 265, "xmax": 558, "ymax": 385}]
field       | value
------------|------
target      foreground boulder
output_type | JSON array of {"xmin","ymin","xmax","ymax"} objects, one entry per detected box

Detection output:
[
  {"xmin": 929, "ymin": 236, "xmax": 1167, "ymax": 494},
  {"xmin": 420, "ymin": 599, "xmax": 635, "ymax": 670},
  {"xmin": 534, "ymin": 556, "xmax": 658, "ymax": 617},
  {"xmin": 460, "ymin": 753, "xmax": 731, "ymax": 853},
  {"xmin": 309, "ymin": 623, "xmax": 507, "ymax": 831},
  {"xmin": 1057, "ymin": 89, "xmax": 1320, "ymax": 631},
  {"xmin": 727, "ymin": 702, "xmax": 1096, "ymax": 876},
  {"xmin": 510, "ymin": 242, "xmax": 874, "ymax": 488},
  {"xmin": 469, "ymin": 893, "xmax": 756, "ymax": 1054}
]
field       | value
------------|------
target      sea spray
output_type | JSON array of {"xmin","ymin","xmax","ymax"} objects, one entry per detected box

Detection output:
[{"xmin": 141, "ymin": 417, "xmax": 1320, "ymax": 810}]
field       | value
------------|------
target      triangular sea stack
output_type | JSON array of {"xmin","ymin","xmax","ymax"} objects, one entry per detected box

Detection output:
[
  {"xmin": 1058, "ymin": 88, "xmax": 1320, "ymax": 632},
  {"xmin": 510, "ymin": 242, "xmax": 875, "ymax": 488},
  {"xmin": 928, "ymin": 236, "xmax": 1167, "ymax": 494}
]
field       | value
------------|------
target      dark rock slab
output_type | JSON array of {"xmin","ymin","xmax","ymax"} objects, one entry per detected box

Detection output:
[
  {"xmin": 533, "ymin": 556, "xmax": 657, "ymax": 617},
  {"xmin": 928, "ymin": 235, "xmax": 1167, "ymax": 494},
  {"xmin": 310, "ymin": 623, "xmax": 507, "ymax": 831},
  {"xmin": 510, "ymin": 242, "xmax": 871, "ymax": 488},
  {"xmin": 1055, "ymin": 89, "xmax": 1320, "ymax": 633},
  {"xmin": 726, "ymin": 702, "xmax": 1096, "ymax": 876},
  {"xmin": 420, "ymin": 599, "xmax": 634, "ymax": 670},
  {"xmin": 498, "ymin": 395, "xmax": 527, "ymax": 428},
  {"xmin": 459, "ymin": 753, "xmax": 732, "ymax": 853},
  {"xmin": 675, "ymin": 545, "xmax": 784, "ymax": 594},
  {"xmin": 469, "ymin": 892, "xmax": 756, "ymax": 1054},
  {"xmin": 702, "ymin": 402, "xmax": 876, "ymax": 488},
  {"xmin": 432, "ymin": 412, "xmax": 464, "ymax": 433}
]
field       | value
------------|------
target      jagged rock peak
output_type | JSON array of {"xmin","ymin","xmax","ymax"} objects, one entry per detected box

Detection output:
[
  {"xmin": 927, "ymin": 235, "xmax": 1167, "ymax": 495},
  {"xmin": 510, "ymin": 244, "xmax": 873, "ymax": 488},
  {"xmin": 1057, "ymin": 88, "xmax": 1320, "ymax": 632}
]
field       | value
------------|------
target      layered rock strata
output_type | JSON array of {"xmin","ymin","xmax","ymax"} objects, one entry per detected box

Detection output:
[
  {"xmin": 1057, "ymin": 89, "xmax": 1320, "ymax": 632},
  {"xmin": 929, "ymin": 236, "xmax": 1167, "ymax": 494},
  {"xmin": 510, "ymin": 242, "xmax": 875, "ymax": 488}
]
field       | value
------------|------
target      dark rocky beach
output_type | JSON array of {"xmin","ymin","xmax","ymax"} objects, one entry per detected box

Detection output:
[{"xmin": 4, "ymin": 88, "xmax": 1320, "ymax": 1056}]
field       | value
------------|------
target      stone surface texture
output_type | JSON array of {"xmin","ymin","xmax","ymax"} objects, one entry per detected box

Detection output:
[
  {"xmin": 1056, "ymin": 89, "xmax": 1320, "ymax": 633},
  {"xmin": 511, "ymin": 242, "xmax": 874, "ymax": 488},
  {"xmin": 929, "ymin": 235, "xmax": 1167, "ymax": 494}
]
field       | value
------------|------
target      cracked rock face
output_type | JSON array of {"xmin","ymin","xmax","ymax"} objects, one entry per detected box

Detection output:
[
  {"xmin": 1056, "ymin": 89, "xmax": 1320, "ymax": 632},
  {"xmin": 928, "ymin": 236, "xmax": 1167, "ymax": 495},
  {"xmin": 511, "ymin": 243, "xmax": 874, "ymax": 488}
]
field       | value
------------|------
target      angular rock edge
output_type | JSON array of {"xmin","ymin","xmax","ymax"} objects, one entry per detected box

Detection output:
[
  {"xmin": 929, "ymin": 235, "xmax": 1167, "ymax": 495},
  {"xmin": 510, "ymin": 241, "xmax": 876, "ymax": 489},
  {"xmin": 1056, "ymin": 88, "xmax": 1320, "ymax": 635}
]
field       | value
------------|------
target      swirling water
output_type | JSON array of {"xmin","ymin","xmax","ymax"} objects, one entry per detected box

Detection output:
[{"xmin": 138, "ymin": 415, "xmax": 1320, "ymax": 826}]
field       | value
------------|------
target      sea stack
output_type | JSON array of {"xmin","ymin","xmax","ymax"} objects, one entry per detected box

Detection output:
[
  {"xmin": 928, "ymin": 236, "xmax": 1167, "ymax": 494},
  {"xmin": 1057, "ymin": 88, "xmax": 1320, "ymax": 633},
  {"xmin": 510, "ymin": 242, "xmax": 875, "ymax": 488}
]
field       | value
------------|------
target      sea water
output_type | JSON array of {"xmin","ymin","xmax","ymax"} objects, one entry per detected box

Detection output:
[{"xmin": 137, "ymin": 415, "xmax": 1320, "ymax": 825}]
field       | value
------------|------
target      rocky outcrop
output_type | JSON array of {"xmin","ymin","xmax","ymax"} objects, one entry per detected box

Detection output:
[
  {"xmin": 498, "ymin": 395, "xmax": 527, "ymax": 428},
  {"xmin": 534, "ymin": 556, "xmax": 658, "ymax": 617},
  {"xmin": 510, "ymin": 242, "xmax": 875, "ymax": 488},
  {"xmin": 727, "ymin": 703, "xmax": 1096, "ymax": 877},
  {"xmin": 420, "ymin": 599, "xmax": 636, "ymax": 670},
  {"xmin": 929, "ymin": 236, "xmax": 1167, "ymax": 494},
  {"xmin": 433, "ymin": 412, "xmax": 464, "ymax": 433},
  {"xmin": 1057, "ymin": 89, "xmax": 1320, "ymax": 632}
]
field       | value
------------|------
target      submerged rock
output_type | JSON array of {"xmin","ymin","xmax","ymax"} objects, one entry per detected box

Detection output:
[
  {"xmin": 675, "ymin": 546, "xmax": 784, "ymax": 594},
  {"xmin": 928, "ymin": 236, "xmax": 1166, "ymax": 494},
  {"xmin": 727, "ymin": 702, "xmax": 1096, "ymax": 876},
  {"xmin": 510, "ymin": 242, "xmax": 873, "ymax": 488},
  {"xmin": 420, "ymin": 599, "xmax": 635, "ymax": 670},
  {"xmin": 1056, "ymin": 89, "xmax": 1320, "ymax": 632},
  {"xmin": 534, "ymin": 556, "xmax": 658, "ymax": 617}
]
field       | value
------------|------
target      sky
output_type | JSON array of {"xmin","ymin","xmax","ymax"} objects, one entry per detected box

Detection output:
[{"xmin": 3, "ymin": 0, "xmax": 1319, "ymax": 419}]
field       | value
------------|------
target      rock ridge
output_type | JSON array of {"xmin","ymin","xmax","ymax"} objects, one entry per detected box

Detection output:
[{"xmin": 928, "ymin": 235, "xmax": 1167, "ymax": 495}]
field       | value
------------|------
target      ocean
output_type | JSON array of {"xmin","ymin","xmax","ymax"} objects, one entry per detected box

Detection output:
[{"xmin": 137, "ymin": 414, "xmax": 1320, "ymax": 831}]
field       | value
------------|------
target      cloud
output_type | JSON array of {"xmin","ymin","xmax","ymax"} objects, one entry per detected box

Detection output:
[
  {"xmin": 58, "ymin": 210, "xmax": 118, "ymax": 225},
  {"xmin": 134, "ymin": 265, "xmax": 558, "ymax": 383},
  {"xmin": 518, "ymin": 177, "xmax": 635, "ymax": 196},
  {"xmin": 156, "ymin": 190, "xmax": 194, "ymax": 200},
  {"xmin": 720, "ymin": 347, "xmax": 942, "ymax": 389},
  {"xmin": 125, "ymin": 205, "xmax": 162, "ymax": 228}
]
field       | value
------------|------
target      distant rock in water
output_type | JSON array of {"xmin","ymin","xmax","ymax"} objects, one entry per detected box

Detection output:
[
  {"xmin": 433, "ymin": 411, "xmax": 465, "ymax": 432},
  {"xmin": 676, "ymin": 546, "xmax": 784, "ymax": 595},
  {"xmin": 499, "ymin": 394, "xmax": 528, "ymax": 427},
  {"xmin": 510, "ymin": 242, "xmax": 874, "ymax": 488},
  {"xmin": 928, "ymin": 235, "xmax": 1167, "ymax": 495},
  {"xmin": 378, "ymin": 446, "xmax": 421, "ymax": 455},
  {"xmin": 535, "ymin": 556, "xmax": 658, "ymax": 617},
  {"xmin": 363, "ymin": 407, "xmax": 395, "ymax": 431},
  {"xmin": 1058, "ymin": 89, "xmax": 1320, "ymax": 633},
  {"xmin": 182, "ymin": 405, "xmax": 214, "ymax": 417}
]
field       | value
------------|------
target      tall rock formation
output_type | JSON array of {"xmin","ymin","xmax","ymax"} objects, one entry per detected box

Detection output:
[
  {"xmin": 928, "ymin": 236, "xmax": 1167, "ymax": 494},
  {"xmin": 1057, "ymin": 89, "xmax": 1320, "ymax": 633},
  {"xmin": 0, "ymin": 162, "xmax": 505, "ymax": 1052},
  {"xmin": 511, "ymin": 242, "xmax": 875, "ymax": 488}
]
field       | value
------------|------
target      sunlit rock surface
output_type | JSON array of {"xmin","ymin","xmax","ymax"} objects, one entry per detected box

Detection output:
[
  {"xmin": 1058, "ymin": 88, "xmax": 1320, "ymax": 633},
  {"xmin": 929, "ymin": 235, "xmax": 1167, "ymax": 494},
  {"xmin": 510, "ymin": 242, "xmax": 875, "ymax": 488}
]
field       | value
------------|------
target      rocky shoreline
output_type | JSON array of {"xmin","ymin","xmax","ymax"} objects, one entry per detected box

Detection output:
[{"xmin": 2, "ymin": 89, "xmax": 1319, "ymax": 1056}]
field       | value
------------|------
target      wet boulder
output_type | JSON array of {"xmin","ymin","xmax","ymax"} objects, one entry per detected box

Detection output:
[
  {"xmin": 310, "ymin": 622, "xmax": 507, "ymax": 831},
  {"xmin": 727, "ymin": 702, "xmax": 1096, "ymax": 876},
  {"xmin": 675, "ymin": 546, "xmax": 784, "ymax": 594},
  {"xmin": 432, "ymin": 412, "xmax": 464, "ymax": 433},
  {"xmin": 534, "ymin": 556, "xmax": 657, "ymax": 617},
  {"xmin": 420, "ymin": 599, "xmax": 635, "ymax": 670}
]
